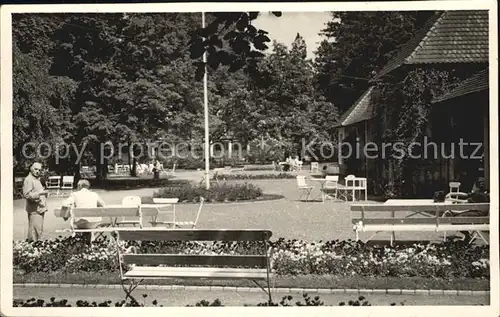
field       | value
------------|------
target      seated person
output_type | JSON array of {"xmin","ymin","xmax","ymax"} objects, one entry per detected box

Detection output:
[{"xmin": 62, "ymin": 179, "xmax": 106, "ymax": 243}]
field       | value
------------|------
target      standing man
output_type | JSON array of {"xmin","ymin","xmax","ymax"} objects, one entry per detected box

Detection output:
[{"xmin": 22, "ymin": 162, "xmax": 48, "ymax": 241}]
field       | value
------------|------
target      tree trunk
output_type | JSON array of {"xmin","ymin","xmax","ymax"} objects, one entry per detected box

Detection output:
[
  {"xmin": 131, "ymin": 157, "xmax": 137, "ymax": 177},
  {"xmin": 95, "ymin": 145, "xmax": 109, "ymax": 181}
]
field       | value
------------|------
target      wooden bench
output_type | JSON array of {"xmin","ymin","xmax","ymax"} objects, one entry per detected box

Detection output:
[
  {"xmin": 54, "ymin": 206, "xmax": 144, "ymax": 242},
  {"xmin": 351, "ymin": 202, "xmax": 490, "ymax": 245},
  {"xmin": 114, "ymin": 229, "xmax": 275, "ymax": 303}
]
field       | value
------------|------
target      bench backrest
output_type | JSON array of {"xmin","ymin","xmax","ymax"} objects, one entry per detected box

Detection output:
[
  {"xmin": 353, "ymin": 216, "xmax": 489, "ymax": 226},
  {"xmin": 116, "ymin": 229, "xmax": 273, "ymax": 271},
  {"xmin": 351, "ymin": 203, "xmax": 490, "ymax": 213},
  {"xmin": 71, "ymin": 206, "xmax": 140, "ymax": 218},
  {"xmin": 351, "ymin": 203, "xmax": 490, "ymax": 226}
]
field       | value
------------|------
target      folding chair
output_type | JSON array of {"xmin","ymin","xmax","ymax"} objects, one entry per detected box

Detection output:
[
  {"xmin": 116, "ymin": 196, "xmax": 143, "ymax": 228},
  {"xmin": 296, "ymin": 176, "xmax": 313, "ymax": 201},
  {"xmin": 323, "ymin": 175, "xmax": 340, "ymax": 202}
]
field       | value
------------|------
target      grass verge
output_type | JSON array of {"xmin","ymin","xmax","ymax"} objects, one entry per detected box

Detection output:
[{"xmin": 14, "ymin": 271, "xmax": 490, "ymax": 291}]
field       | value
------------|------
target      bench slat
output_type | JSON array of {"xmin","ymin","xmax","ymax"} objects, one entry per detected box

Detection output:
[
  {"xmin": 352, "ymin": 218, "xmax": 438, "ymax": 225},
  {"xmin": 140, "ymin": 207, "xmax": 162, "ymax": 217},
  {"xmin": 351, "ymin": 203, "xmax": 490, "ymax": 212},
  {"xmin": 123, "ymin": 254, "xmax": 268, "ymax": 267},
  {"xmin": 123, "ymin": 266, "xmax": 269, "ymax": 280},
  {"xmin": 73, "ymin": 207, "xmax": 139, "ymax": 218},
  {"xmin": 437, "ymin": 224, "xmax": 490, "ymax": 231},
  {"xmin": 357, "ymin": 224, "xmax": 489, "ymax": 232},
  {"xmin": 118, "ymin": 229, "xmax": 272, "ymax": 242},
  {"xmin": 438, "ymin": 217, "xmax": 489, "ymax": 224},
  {"xmin": 353, "ymin": 217, "xmax": 489, "ymax": 225}
]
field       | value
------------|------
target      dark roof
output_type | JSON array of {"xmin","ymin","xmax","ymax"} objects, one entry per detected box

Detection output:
[
  {"xmin": 334, "ymin": 87, "xmax": 375, "ymax": 127},
  {"xmin": 432, "ymin": 68, "xmax": 489, "ymax": 103},
  {"xmin": 375, "ymin": 10, "xmax": 489, "ymax": 79}
]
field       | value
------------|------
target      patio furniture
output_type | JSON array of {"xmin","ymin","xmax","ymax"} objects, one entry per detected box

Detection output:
[
  {"xmin": 323, "ymin": 175, "xmax": 340, "ymax": 202},
  {"xmin": 296, "ymin": 176, "xmax": 314, "ymax": 201},
  {"xmin": 60, "ymin": 176, "xmax": 74, "ymax": 196},
  {"xmin": 351, "ymin": 201, "xmax": 490, "ymax": 245},
  {"xmin": 14, "ymin": 177, "xmax": 24, "ymax": 199},
  {"xmin": 115, "ymin": 229, "xmax": 275, "ymax": 304},
  {"xmin": 46, "ymin": 176, "xmax": 61, "ymax": 197},
  {"xmin": 344, "ymin": 175, "xmax": 368, "ymax": 201},
  {"xmin": 149, "ymin": 197, "xmax": 203, "ymax": 229},
  {"xmin": 296, "ymin": 160, "xmax": 303, "ymax": 171},
  {"xmin": 116, "ymin": 196, "xmax": 143, "ymax": 227},
  {"xmin": 54, "ymin": 205, "xmax": 143, "ymax": 242},
  {"xmin": 310, "ymin": 162, "xmax": 319, "ymax": 173},
  {"xmin": 446, "ymin": 181, "xmax": 470, "ymax": 201}
]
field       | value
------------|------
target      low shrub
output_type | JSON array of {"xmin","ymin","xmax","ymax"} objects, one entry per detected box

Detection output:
[
  {"xmin": 153, "ymin": 183, "xmax": 263, "ymax": 203},
  {"xmin": 213, "ymin": 173, "xmax": 296, "ymax": 180},
  {"xmin": 13, "ymin": 236, "xmax": 490, "ymax": 279},
  {"xmin": 88, "ymin": 177, "xmax": 188, "ymax": 191},
  {"xmin": 242, "ymin": 164, "xmax": 276, "ymax": 171}
]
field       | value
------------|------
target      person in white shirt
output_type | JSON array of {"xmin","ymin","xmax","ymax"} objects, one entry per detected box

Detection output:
[{"xmin": 62, "ymin": 179, "xmax": 106, "ymax": 243}]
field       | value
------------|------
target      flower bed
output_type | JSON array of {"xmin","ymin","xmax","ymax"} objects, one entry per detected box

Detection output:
[
  {"xmin": 152, "ymin": 183, "xmax": 263, "ymax": 203},
  {"xmin": 212, "ymin": 173, "xmax": 296, "ymax": 180},
  {"xmin": 13, "ymin": 237, "xmax": 489, "ymax": 280}
]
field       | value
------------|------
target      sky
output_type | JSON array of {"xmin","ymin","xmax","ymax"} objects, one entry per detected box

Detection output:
[{"xmin": 252, "ymin": 12, "xmax": 333, "ymax": 60}]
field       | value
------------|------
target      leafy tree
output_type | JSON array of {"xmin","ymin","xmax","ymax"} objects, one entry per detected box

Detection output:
[
  {"xmin": 188, "ymin": 12, "xmax": 282, "ymax": 79},
  {"xmin": 314, "ymin": 11, "xmax": 436, "ymax": 112}
]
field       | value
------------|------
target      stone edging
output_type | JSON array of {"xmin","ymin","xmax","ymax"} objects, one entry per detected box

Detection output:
[{"xmin": 13, "ymin": 283, "xmax": 490, "ymax": 296}]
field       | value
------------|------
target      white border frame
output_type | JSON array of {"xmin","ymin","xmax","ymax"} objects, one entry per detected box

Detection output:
[{"xmin": 1, "ymin": 1, "xmax": 498, "ymax": 317}]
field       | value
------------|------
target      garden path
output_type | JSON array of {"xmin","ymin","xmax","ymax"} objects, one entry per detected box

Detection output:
[{"xmin": 12, "ymin": 286, "xmax": 489, "ymax": 306}]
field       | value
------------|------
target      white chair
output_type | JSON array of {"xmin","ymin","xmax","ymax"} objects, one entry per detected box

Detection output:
[
  {"xmin": 356, "ymin": 177, "xmax": 368, "ymax": 201},
  {"xmin": 344, "ymin": 175, "xmax": 356, "ymax": 201},
  {"xmin": 449, "ymin": 182, "xmax": 461, "ymax": 193},
  {"xmin": 297, "ymin": 161, "xmax": 303, "ymax": 171},
  {"xmin": 46, "ymin": 176, "xmax": 61, "ymax": 197},
  {"xmin": 310, "ymin": 162, "xmax": 319, "ymax": 173},
  {"xmin": 296, "ymin": 176, "xmax": 313, "ymax": 201},
  {"xmin": 323, "ymin": 175, "xmax": 340, "ymax": 201},
  {"xmin": 117, "ymin": 196, "xmax": 143, "ymax": 228},
  {"xmin": 60, "ymin": 176, "xmax": 74, "ymax": 196}
]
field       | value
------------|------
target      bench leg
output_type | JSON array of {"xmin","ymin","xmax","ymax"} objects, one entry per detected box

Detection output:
[
  {"xmin": 121, "ymin": 279, "xmax": 143, "ymax": 305},
  {"xmin": 471, "ymin": 231, "xmax": 489, "ymax": 245},
  {"xmin": 252, "ymin": 279, "xmax": 272, "ymax": 303}
]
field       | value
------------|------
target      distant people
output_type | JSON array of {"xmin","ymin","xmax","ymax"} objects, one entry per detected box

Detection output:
[
  {"xmin": 152, "ymin": 159, "xmax": 161, "ymax": 180},
  {"xmin": 62, "ymin": 179, "xmax": 106, "ymax": 244},
  {"xmin": 22, "ymin": 162, "xmax": 49, "ymax": 241}
]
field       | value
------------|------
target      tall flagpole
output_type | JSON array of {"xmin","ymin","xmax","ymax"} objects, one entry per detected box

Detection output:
[{"xmin": 202, "ymin": 12, "xmax": 210, "ymax": 189}]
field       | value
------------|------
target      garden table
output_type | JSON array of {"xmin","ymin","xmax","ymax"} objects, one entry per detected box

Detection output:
[
  {"xmin": 384, "ymin": 199, "xmax": 466, "ymax": 218},
  {"xmin": 310, "ymin": 178, "xmax": 350, "ymax": 202},
  {"xmin": 140, "ymin": 203, "xmax": 177, "ymax": 227}
]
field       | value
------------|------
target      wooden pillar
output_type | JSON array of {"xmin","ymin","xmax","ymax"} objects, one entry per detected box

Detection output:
[{"xmin": 338, "ymin": 127, "xmax": 345, "ymax": 165}]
